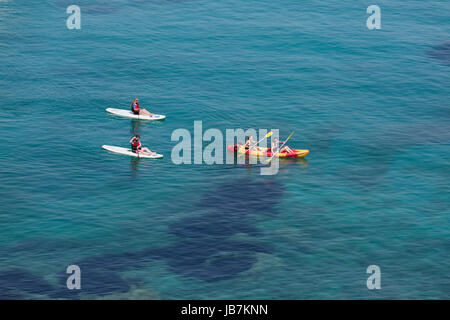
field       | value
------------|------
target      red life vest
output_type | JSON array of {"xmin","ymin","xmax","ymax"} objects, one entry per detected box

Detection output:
[
  {"xmin": 131, "ymin": 139, "xmax": 140, "ymax": 151},
  {"xmin": 131, "ymin": 102, "xmax": 140, "ymax": 114}
]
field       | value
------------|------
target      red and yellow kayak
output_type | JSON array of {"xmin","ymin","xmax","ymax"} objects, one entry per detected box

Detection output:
[{"xmin": 227, "ymin": 145, "xmax": 309, "ymax": 158}]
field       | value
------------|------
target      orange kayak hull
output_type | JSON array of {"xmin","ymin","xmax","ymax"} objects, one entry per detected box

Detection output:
[{"xmin": 227, "ymin": 145, "xmax": 309, "ymax": 158}]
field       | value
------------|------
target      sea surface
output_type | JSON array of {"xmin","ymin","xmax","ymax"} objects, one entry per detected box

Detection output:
[{"xmin": 0, "ymin": 0, "xmax": 449, "ymax": 299}]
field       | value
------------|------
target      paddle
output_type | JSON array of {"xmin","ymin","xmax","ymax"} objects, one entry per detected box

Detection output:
[
  {"xmin": 256, "ymin": 131, "xmax": 273, "ymax": 146},
  {"xmin": 266, "ymin": 131, "xmax": 294, "ymax": 163}
]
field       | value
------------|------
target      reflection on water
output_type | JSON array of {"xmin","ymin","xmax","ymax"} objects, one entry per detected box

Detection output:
[
  {"xmin": 130, "ymin": 158, "xmax": 140, "ymax": 172},
  {"xmin": 130, "ymin": 120, "xmax": 141, "ymax": 173},
  {"xmin": 130, "ymin": 120, "xmax": 141, "ymax": 136},
  {"xmin": 279, "ymin": 157, "xmax": 309, "ymax": 168}
]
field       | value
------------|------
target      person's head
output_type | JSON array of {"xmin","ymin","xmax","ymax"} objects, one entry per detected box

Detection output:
[
  {"xmin": 273, "ymin": 138, "xmax": 278, "ymax": 144},
  {"xmin": 134, "ymin": 135, "xmax": 140, "ymax": 140},
  {"xmin": 248, "ymin": 136, "xmax": 253, "ymax": 141},
  {"xmin": 133, "ymin": 98, "xmax": 139, "ymax": 104}
]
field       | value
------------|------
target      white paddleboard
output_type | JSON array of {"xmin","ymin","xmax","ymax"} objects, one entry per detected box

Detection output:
[
  {"xmin": 102, "ymin": 145, "xmax": 163, "ymax": 159},
  {"xmin": 106, "ymin": 108, "xmax": 166, "ymax": 120}
]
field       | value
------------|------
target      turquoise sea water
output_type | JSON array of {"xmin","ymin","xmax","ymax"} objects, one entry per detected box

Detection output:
[{"xmin": 0, "ymin": 0, "xmax": 449, "ymax": 299}]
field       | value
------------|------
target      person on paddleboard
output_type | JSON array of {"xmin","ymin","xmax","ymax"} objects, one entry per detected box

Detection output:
[
  {"xmin": 131, "ymin": 98, "xmax": 154, "ymax": 116},
  {"xmin": 130, "ymin": 135, "xmax": 155, "ymax": 155},
  {"xmin": 271, "ymin": 137, "xmax": 293, "ymax": 154}
]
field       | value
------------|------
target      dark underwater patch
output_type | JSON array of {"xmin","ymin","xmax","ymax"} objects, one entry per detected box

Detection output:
[
  {"xmin": 428, "ymin": 42, "xmax": 450, "ymax": 65},
  {"xmin": 159, "ymin": 178, "xmax": 283, "ymax": 281},
  {"xmin": 155, "ymin": 239, "xmax": 270, "ymax": 282},
  {"xmin": 0, "ymin": 291, "xmax": 25, "ymax": 300},
  {"xmin": 55, "ymin": 250, "xmax": 158, "ymax": 298},
  {"xmin": 170, "ymin": 178, "xmax": 284, "ymax": 241},
  {"xmin": 169, "ymin": 210, "xmax": 261, "ymax": 240},
  {"xmin": 0, "ymin": 177, "xmax": 284, "ymax": 297},
  {"xmin": 38, "ymin": 178, "xmax": 286, "ymax": 297},
  {"xmin": 0, "ymin": 269, "xmax": 61, "ymax": 299}
]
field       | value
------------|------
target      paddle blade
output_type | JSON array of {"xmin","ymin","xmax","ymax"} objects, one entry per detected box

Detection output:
[{"xmin": 285, "ymin": 131, "xmax": 294, "ymax": 141}]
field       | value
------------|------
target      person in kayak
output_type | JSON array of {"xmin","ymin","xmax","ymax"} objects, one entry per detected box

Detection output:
[
  {"xmin": 131, "ymin": 98, "xmax": 154, "ymax": 116},
  {"xmin": 271, "ymin": 137, "xmax": 293, "ymax": 154},
  {"xmin": 243, "ymin": 136, "xmax": 257, "ymax": 150},
  {"xmin": 130, "ymin": 135, "xmax": 155, "ymax": 155},
  {"xmin": 240, "ymin": 135, "xmax": 266, "ymax": 152}
]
